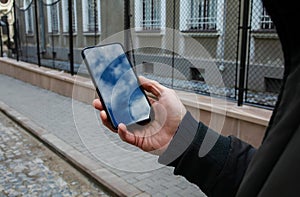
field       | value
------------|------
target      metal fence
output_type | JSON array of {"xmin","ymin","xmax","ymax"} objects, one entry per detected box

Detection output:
[
  {"xmin": 129, "ymin": 0, "xmax": 283, "ymax": 108},
  {"xmin": 0, "ymin": 0, "xmax": 284, "ymax": 108}
]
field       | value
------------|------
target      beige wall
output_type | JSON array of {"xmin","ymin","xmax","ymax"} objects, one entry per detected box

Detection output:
[{"xmin": 0, "ymin": 58, "xmax": 271, "ymax": 148}]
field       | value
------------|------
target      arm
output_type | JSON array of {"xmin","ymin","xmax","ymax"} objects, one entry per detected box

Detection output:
[
  {"xmin": 159, "ymin": 112, "xmax": 256, "ymax": 197},
  {"xmin": 93, "ymin": 76, "xmax": 256, "ymax": 196}
]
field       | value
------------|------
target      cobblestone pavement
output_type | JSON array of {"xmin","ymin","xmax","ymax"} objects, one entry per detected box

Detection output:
[{"xmin": 0, "ymin": 112, "xmax": 111, "ymax": 197}]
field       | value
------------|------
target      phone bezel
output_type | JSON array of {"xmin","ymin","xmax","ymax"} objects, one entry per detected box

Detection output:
[{"xmin": 81, "ymin": 42, "xmax": 152, "ymax": 130}]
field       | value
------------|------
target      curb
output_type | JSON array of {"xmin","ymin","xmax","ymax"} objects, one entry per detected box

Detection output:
[{"xmin": 0, "ymin": 100, "xmax": 149, "ymax": 197}]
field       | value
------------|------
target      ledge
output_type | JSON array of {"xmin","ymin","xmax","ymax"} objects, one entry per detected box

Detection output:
[
  {"xmin": 0, "ymin": 57, "xmax": 95, "ymax": 103},
  {"xmin": 135, "ymin": 31, "xmax": 165, "ymax": 37},
  {"xmin": 0, "ymin": 57, "xmax": 272, "ymax": 147},
  {"xmin": 180, "ymin": 31, "xmax": 220, "ymax": 38},
  {"xmin": 251, "ymin": 31, "xmax": 279, "ymax": 39},
  {"xmin": 0, "ymin": 57, "xmax": 272, "ymax": 125},
  {"xmin": 83, "ymin": 32, "xmax": 101, "ymax": 37}
]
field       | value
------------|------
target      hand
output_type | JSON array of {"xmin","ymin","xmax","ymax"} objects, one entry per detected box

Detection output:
[{"xmin": 93, "ymin": 76, "xmax": 187, "ymax": 155}]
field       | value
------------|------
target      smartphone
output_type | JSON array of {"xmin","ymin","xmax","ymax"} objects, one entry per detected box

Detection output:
[{"xmin": 82, "ymin": 43, "xmax": 152, "ymax": 130}]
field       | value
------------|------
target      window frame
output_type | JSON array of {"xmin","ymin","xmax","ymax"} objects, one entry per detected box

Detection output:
[
  {"xmin": 61, "ymin": 0, "xmax": 77, "ymax": 33},
  {"xmin": 135, "ymin": 0, "xmax": 166, "ymax": 32},
  {"xmin": 82, "ymin": 0, "xmax": 101, "ymax": 33},
  {"xmin": 180, "ymin": 0, "xmax": 218, "ymax": 32},
  {"xmin": 259, "ymin": 8, "xmax": 274, "ymax": 30},
  {"xmin": 46, "ymin": 0, "xmax": 60, "ymax": 34},
  {"xmin": 24, "ymin": 0, "xmax": 34, "ymax": 35},
  {"xmin": 251, "ymin": 0, "xmax": 275, "ymax": 32}
]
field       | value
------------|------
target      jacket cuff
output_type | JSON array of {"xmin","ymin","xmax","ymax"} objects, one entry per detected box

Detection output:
[{"xmin": 158, "ymin": 111, "xmax": 200, "ymax": 166}]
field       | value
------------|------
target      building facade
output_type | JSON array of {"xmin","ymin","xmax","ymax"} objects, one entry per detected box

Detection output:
[
  {"xmin": 0, "ymin": 0, "xmax": 15, "ymax": 49},
  {"xmin": 2, "ymin": 0, "xmax": 284, "ymax": 94}
]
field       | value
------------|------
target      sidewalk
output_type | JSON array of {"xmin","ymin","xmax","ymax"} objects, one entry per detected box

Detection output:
[{"xmin": 0, "ymin": 74, "xmax": 204, "ymax": 197}]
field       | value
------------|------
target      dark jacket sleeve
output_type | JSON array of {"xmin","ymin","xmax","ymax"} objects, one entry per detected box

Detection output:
[{"xmin": 158, "ymin": 112, "xmax": 256, "ymax": 197}]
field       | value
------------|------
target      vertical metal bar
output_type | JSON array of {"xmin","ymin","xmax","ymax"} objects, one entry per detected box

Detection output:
[
  {"xmin": 38, "ymin": 0, "xmax": 46, "ymax": 53},
  {"xmin": 34, "ymin": 0, "xmax": 41, "ymax": 67},
  {"xmin": 3, "ymin": 16, "xmax": 11, "ymax": 51},
  {"xmin": 171, "ymin": 0, "xmax": 176, "ymax": 89},
  {"xmin": 94, "ymin": 0, "xmax": 97, "ymax": 45},
  {"xmin": 244, "ymin": 0, "xmax": 253, "ymax": 104},
  {"xmin": 124, "ymin": 0, "xmax": 130, "ymax": 52},
  {"xmin": 51, "ymin": 7, "xmax": 56, "ymax": 69},
  {"xmin": 235, "ymin": 0, "xmax": 242, "ymax": 102},
  {"xmin": 13, "ymin": 1, "xmax": 19, "ymax": 61},
  {"xmin": 237, "ymin": 0, "xmax": 250, "ymax": 106},
  {"xmin": 124, "ymin": 0, "xmax": 137, "ymax": 70},
  {"xmin": 0, "ymin": 27, "xmax": 3, "ymax": 57},
  {"xmin": 68, "ymin": 0, "xmax": 74, "ymax": 75}
]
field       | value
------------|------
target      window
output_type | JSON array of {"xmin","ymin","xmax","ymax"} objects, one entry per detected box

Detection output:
[
  {"xmin": 260, "ymin": 8, "xmax": 274, "ymax": 30},
  {"xmin": 180, "ymin": 0, "xmax": 217, "ymax": 32},
  {"xmin": 61, "ymin": 0, "xmax": 77, "ymax": 33},
  {"xmin": 189, "ymin": 0, "xmax": 217, "ymax": 31},
  {"xmin": 252, "ymin": 0, "xmax": 274, "ymax": 31},
  {"xmin": 82, "ymin": 0, "xmax": 101, "ymax": 33},
  {"xmin": 265, "ymin": 77, "xmax": 282, "ymax": 93},
  {"xmin": 135, "ymin": 0, "xmax": 166, "ymax": 31},
  {"xmin": 24, "ymin": 0, "xmax": 34, "ymax": 34},
  {"xmin": 142, "ymin": 0, "xmax": 160, "ymax": 30},
  {"xmin": 190, "ymin": 67, "xmax": 205, "ymax": 82},
  {"xmin": 47, "ymin": 0, "xmax": 60, "ymax": 33},
  {"xmin": 142, "ymin": 62, "xmax": 154, "ymax": 74}
]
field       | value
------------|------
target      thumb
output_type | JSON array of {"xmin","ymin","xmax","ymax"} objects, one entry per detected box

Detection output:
[{"xmin": 138, "ymin": 76, "xmax": 163, "ymax": 98}]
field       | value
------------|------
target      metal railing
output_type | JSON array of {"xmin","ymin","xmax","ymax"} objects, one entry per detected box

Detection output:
[
  {"xmin": 0, "ymin": 0, "xmax": 283, "ymax": 108},
  {"xmin": 186, "ymin": 17, "xmax": 217, "ymax": 31}
]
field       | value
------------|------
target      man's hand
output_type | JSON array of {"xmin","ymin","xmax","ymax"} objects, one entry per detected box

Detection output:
[{"xmin": 93, "ymin": 76, "xmax": 187, "ymax": 155}]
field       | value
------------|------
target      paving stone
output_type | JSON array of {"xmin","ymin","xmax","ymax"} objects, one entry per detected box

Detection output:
[
  {"xmin": 0, "ymin": 74, "xmax": 206, "ymax": 197},
  {"xmin": 0, "ymin": 111, "xmax": 111, "ymax": 196}
]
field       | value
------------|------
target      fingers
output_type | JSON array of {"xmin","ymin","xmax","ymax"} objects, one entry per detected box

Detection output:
[
  {"xmin": 100, "ymin": 110, "xmax": 108, "ymax": 123},
  {"xmin": 100, "ymin": 110, "xmax": 117, "ymax": 132},
  {"xmin": 93, "ymin": 99, "xmax": 117, "ymax": 132},
  {"xmin": 118, "ymin": 123, "xmax": 136, "ymax": 146},
  {"xmin": 93, "ymin": 99, "xmax": 103, "ymax": 111},
  {"xmin": 148, "ymin": 97, "xmax": 157, "ymax": 105},
  {"xmin": 139, "ymin": 76, "xmax": 165, "ymax": 98}
]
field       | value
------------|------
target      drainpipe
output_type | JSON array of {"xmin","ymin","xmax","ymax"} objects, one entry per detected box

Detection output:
[{"xmin": 218, "ymin": 0, "xmax": 227, "ymax": 73}]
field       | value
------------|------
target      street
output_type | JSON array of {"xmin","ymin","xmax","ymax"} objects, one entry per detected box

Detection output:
[{"xmin": 0, "ymin": 111, "xmax": 111, "ymax": 197}]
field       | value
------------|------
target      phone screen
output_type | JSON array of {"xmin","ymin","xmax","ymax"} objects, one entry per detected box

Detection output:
[{"xmin": 82, "ymin": 43, "xmax": 151, "ymax": 129}]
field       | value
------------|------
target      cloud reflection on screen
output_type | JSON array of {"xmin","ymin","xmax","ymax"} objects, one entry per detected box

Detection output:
[{"xmin": 85, "ymin": 44, "xmax": 151, "ymax": 127}]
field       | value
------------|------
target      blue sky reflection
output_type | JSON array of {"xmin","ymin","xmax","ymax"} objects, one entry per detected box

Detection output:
[{"xmin": 85, "ymin": 44, "xmax": 150, "ymax": 127}]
